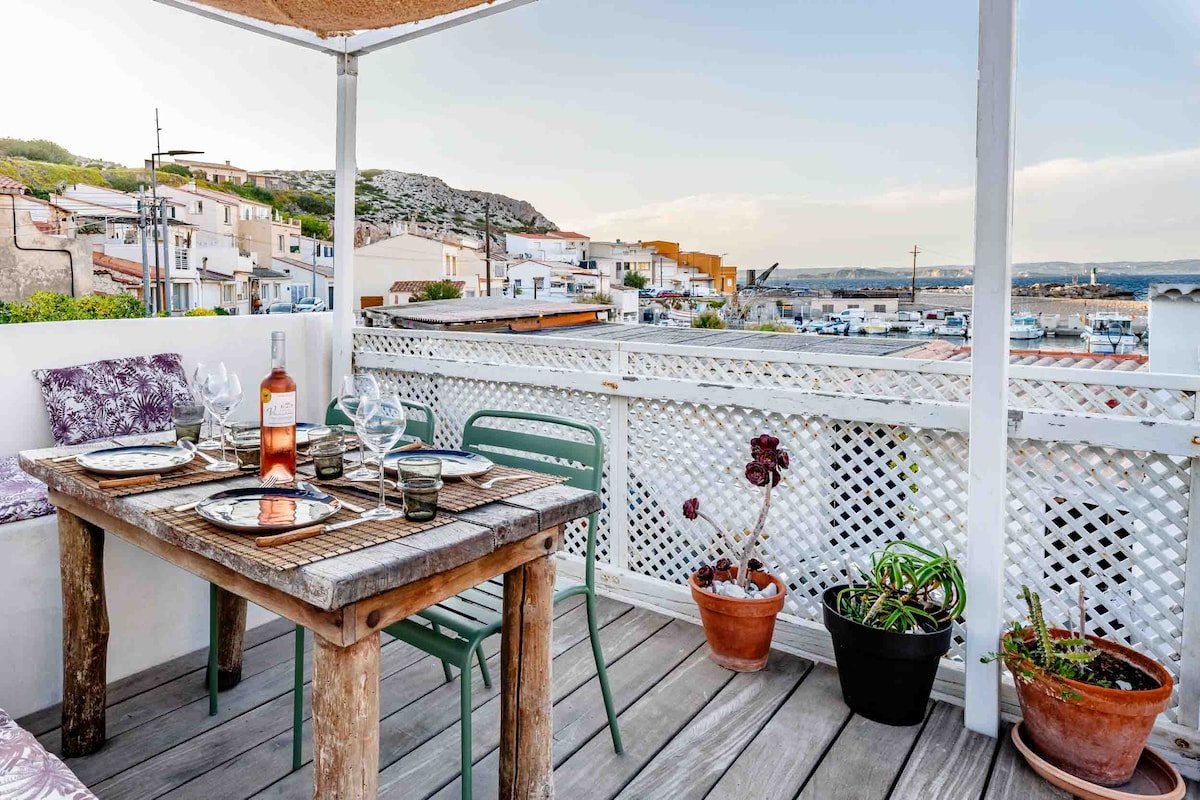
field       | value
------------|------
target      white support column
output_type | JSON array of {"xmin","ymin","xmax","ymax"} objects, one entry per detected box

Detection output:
[
  {"xmin": 331, "ymin": 52, "xmax": 359, "ymax": 396},
  {"xmin": 609, "ymin": 344, "xmax": 630, "ymax": 570},
  {"xmin": 964, "ymin": 0, "xmax": 1019, "ymax": 737}
]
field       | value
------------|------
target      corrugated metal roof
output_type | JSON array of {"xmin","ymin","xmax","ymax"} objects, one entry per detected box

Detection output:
[
  {"xmin": 368, "ymin": 297, "xmax": 612, "ymax": 325},
  {"xmin": 520, "ymin": 324, "xmax": 927, "ymax": 356}
]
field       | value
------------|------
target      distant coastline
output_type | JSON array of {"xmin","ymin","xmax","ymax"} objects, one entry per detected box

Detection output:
[
  {"xmin": 758, "ymin": 259, "xmax": 1200, "ymax": 283},
  {"xmin": 762, "ymin": 271, "xmax": 1200, "ymax": 301}
]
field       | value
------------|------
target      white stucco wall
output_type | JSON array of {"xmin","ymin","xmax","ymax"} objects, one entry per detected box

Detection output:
[{"xmin": 0, "ymin": 313, "xmax": 333, "ymax": 718}]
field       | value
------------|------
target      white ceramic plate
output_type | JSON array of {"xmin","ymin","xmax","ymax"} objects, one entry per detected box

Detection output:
[{"xmin": 76, "ymin": 445, "xmax": 195, "ymax": 477}]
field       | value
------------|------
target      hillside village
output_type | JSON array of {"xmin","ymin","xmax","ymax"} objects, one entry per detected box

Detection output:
[{"xmin": 0, "ymin": 144, "xmax": 739, "ymax": 321}]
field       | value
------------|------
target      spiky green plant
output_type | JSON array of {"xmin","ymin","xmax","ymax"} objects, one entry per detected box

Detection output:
[
  {"xmin": 836, "ymin": 541, "xmax": 965, "ymax": 633},
  {"xmin": 984, "ymin": 586, "xmax": 1098, "ymax": 691}
]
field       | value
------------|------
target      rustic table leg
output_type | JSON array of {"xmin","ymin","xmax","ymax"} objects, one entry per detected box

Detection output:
[
  {"xmin": 214, "ymin": 588, "xmax": 247, "ymax": 689},
  {"xmin": 59, "ymin": 508, "xmax": 109, "ymax": 757},
  {"xmin": 499, "ymin": 545, "xmax": 557, "ymax": 800},
  {"xmin": 311, "ymin": 632, "xmax": 380, "ymax": 800}
]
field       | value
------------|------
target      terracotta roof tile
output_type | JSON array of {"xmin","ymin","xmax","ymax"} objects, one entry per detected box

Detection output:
[
  {"xmin": 94, "ymin": 251, "xmax": 161, "ymax": 280},
  {"xmin": 389, "ymin": 280, "xmax": 466, "ymax": 293},
  {"xmin": 0, "ymin": 175, "xmax": 29, "ymax": 194}
]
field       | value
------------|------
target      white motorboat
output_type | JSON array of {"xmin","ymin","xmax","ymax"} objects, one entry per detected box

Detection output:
[
  {"xmin": 863, "ymin": 318, "xmax": 890, "ymax": 335},
  {"xmin": 933, "ymin": 315, "xmax": 969, "ymax": 337},
  {"xmin": 1009, "ymin": 314, "xmax": 1043, "ymax": 340},
  {"xmin": 1081, "ymin": 312, "xmax": 1137, "ymax": 354}
]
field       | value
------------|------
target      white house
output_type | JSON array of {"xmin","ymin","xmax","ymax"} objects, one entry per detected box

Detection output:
[
  {"xmin": 585, "ymin": 240, "xmax": 654, "ymax": 286},
  {"xmin": 506, "ymin": 259, "xmax": 611, "ymax": 300},
  {"xmin": 505, "ymin": 231, "xmax": 589, "ymax": 265},
  {"xmin": 275, "ymin": 256, "xmax": 334, "ymax": 308},
  {"xmin": 353, "ymin": 224, "xmax": 497, "ymax": 310}
]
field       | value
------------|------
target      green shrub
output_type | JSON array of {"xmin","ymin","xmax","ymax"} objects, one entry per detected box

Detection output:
[
  {"xmin": 0, "ymin": 291, "xmax": 146, "ymax": 323},
  {"xmin": 747, "ymin": 321, "xmax": 793, "ymax": 333},
  {"xmin": 160, "ymin": 163, "xmax": 194, "ymax": 178},
  {"xmin": 300, "ymin": 214, "xmax": 331, "ymax": 240},
  {"xmin": 409, "ymin": 280, "xmax": 463, "ymax": 302},
  {"xmin": 623, "ymin": 272, "xmax": 648, "ymax": 289},
  {"xmin": 576, "ymin": 292, "xmax": 613, "ymax": 305},
  {"xmin": 213, "ymin": 306, "xmax": 230, "ymax": 316},
  {"xmin": 184, "ymin": 307, "xmax": 218, "ymax": 317},
  {"xmin": 692, "ymin": 311, "xmax": 726, "ymax": 329},
  {"xmin": 0, "ymin": 138, "xmax": 76, "ymax": 165}
]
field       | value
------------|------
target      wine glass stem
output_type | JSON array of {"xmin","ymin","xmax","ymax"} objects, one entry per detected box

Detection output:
[
  {"xmin": 377, "ymin": 452, "xmax": 388, "ymax": 511},
  {"xmin": 218, "ymin": 416, "xmax": 228, "ymax": 464}
]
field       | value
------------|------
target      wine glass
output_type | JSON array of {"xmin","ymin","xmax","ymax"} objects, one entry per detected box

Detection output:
[
  {"xmin": 354, "ymin": 394, "xmax": 407, "ymax": 520},
  {"xmin": 339, "ymin": 373, "xmax": 380, "ymax": 482},
  {"xmin": 193, "ymin": 362, "xmax": 227, "ymax": 450},
  {"xmin": 200, "ymin": 373, "xmax": 243, "ymax": 472}
]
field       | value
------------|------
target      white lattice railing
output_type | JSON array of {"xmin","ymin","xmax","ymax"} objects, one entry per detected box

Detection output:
[{"xmin": 353, "ymin": 326, "xmax": 1200, "ymax": 774}]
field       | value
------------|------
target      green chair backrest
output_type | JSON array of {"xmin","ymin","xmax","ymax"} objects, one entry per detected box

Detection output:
[
  {"xmin": 461, "ymin": 410, "xmax": 604, "ymax": 587},
  {"xmin": 324, "ymin": 397, "xmax": 436, "ymax": 445}
]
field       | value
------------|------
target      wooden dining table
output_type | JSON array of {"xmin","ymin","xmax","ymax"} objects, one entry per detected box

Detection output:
[{"xmin": 20, "ymin": 438, "xmax": 600, "ymax": 799}]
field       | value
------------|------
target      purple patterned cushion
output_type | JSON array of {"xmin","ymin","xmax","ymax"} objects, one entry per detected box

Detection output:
[
  {"xmin": 0, "ymin": 456, "xmax": 53, "ymax": 525},
  {"xmin": 32, "ymin": 354, "xmax": 191, "ymax": 446},
  {"xmin": 0, "ymin": 708, "xmax": 97, "ymax": 799}
]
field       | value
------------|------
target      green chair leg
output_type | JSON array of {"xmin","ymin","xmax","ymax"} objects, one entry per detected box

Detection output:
[
  {"xmin": 433, "ymin": 623, "xmax": 454, "ymax": 683},
  {"xmin": 208, "ymin": 583, "xmax": 218, "ymax": 716},
  {"xmin": 293, "ymin": 625, "xmax": 304, "ymax": 771},
  {"xmin": 586, "ymin": 590, "xmax": 623, "ymax": 753},
  {"xmin": 459, "ymin": 651, "xmax": 474, "ymax": 800},
  {"xmin": 476, "ymin": 643, "xmax": 492, "ymax": 689}
]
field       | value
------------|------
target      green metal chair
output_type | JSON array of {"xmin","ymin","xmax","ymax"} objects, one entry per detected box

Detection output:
[
  {"xmin": 379, "ymin": 409, "xmax": 624, "ymax": 798},
  {"xmin": 205, "ymin": 399, "xmax": 437, "ymax": 772}
]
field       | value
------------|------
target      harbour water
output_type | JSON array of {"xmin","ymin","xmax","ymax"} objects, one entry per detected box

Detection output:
[{"xmin": 768, "ymin": 273, "xmax": 1200, "ymax": 301}]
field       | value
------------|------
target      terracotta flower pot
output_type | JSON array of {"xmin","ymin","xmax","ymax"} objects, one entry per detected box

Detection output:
[
  {"xmin": 1003, "ymin": 627, "xmax": 1173, "ymax": 787},
  {"xmin": 689, "ymin": 567, "xmax": 786, "ymax": 672}
]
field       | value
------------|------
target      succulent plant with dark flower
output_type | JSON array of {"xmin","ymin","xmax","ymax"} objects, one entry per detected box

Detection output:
[
  {"xmin": 695, "ymin": 564, "xmax": 715, "ymax": 588},
  {"xmin": 683, "ymin": 433, "xmax": 790, "ymax": 590}
]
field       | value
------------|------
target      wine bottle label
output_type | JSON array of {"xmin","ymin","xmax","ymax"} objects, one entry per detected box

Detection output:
[{"xmin": 261, "ymin": 391, "xmax": 297, "ymax": 428}]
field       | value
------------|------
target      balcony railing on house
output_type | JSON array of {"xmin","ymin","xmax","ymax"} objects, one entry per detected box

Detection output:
[{"xmin": 353, "ymin": 325, "xmax": 1200, "ymax": 775}]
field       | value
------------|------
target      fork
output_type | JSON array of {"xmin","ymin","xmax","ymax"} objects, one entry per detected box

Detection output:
[
  {"xmin": 465, "ymin": 474, "xmax": 534, "ymax": 490},
  {"xmin": 173, "ymin": 475, "xmax": 279, "ymax": 513}
]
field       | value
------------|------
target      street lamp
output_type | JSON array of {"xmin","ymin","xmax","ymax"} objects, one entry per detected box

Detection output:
[{"xmin": 148, "ymin": 140, "xmax": 203, "ymax": 314}]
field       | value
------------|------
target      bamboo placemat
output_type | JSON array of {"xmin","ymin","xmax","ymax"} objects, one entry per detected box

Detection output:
[
  {"xmin": 39, "ymin": 450, "xmax": 314, "ymax": 498},
  {"xmin": 315, "ymin": 463, "xmax": 568, "ymax": 513},
  {"xmin": 145, "ymin": 488, "xmax": 451, "ymax": 571}
]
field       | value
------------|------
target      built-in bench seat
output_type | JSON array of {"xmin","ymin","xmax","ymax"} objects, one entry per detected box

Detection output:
[
  {"xmin": 0, "ymin": 707, "xmax": 97, "ymax": 799},
  {"xmin": 1, "ymin": 352, "xmax": 192, "ymax": 526},
  {"xmin": 0, "ymin": 455, "xmax": 54, "ymax": 526}
]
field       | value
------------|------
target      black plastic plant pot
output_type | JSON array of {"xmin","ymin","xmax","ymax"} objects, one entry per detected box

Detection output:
[{"xmin": 821, "ymin": 585, "xmax": 953, "ymax": 726}]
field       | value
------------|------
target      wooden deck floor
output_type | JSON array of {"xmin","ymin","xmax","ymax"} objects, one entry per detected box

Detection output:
[{"xmin": 19, "ymin": 593, "xmax": 1189, "ymax": 800}]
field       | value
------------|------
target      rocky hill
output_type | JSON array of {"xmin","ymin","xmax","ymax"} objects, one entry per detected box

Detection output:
[{"xmin": 277, "ymin": 169, "xmax": 558, "ymax": 242}]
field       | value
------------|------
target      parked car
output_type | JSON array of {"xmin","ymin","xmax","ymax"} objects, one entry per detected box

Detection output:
[
  {"xmin": 655, "ymin": 290, "xmax": 683, "ymax": 299},
  {"xmin": 294, "ymin": 297, "xmax": 327, "ymax": 312},
  {"xmin": 266, "ymin": 302, "xmax": 295, "ymax": 314}
]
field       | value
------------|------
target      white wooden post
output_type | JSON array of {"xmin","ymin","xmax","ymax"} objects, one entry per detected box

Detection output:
[
  {"xmin": 1179, "ymin": 390, "xmax": 1200, "ymax": 729},
  {"xmin": 964, "ymin": 0, "xmax": 1019, "ymax": 737},
  {"xmin": 331, "ymin": 53, "xmax": 359, "ymax": 395},
  {"xmin": 610, "ymin": 343, "xmax": 630, "ymax": 570}
]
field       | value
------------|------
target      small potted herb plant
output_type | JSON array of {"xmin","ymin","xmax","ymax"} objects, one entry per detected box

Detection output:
[
  {"xmin": 822, "ymin": 540, "xmax": 965, "ymax": 725},
  {"xmin": 988, "ymin": 586, "xmax": 1172, "ymax": 787},
  {"xmin": 684, "ymin": 434, "xmax": 788, "ymax": 672}
]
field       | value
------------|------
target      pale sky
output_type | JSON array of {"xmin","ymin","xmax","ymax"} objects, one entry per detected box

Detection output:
[{"xmin": 5, "ymin": 0, "xmax": 1199, "ymax": 269}]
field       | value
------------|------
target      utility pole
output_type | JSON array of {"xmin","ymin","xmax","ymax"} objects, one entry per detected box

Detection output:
[
  {"xmin": 484, "ymin": 199, "xmax": 492, "ymax": 296},
  {"xmin": 910, "ymin": 244, "xmax": 920, "ymax": 303},
  {"xmin": 151, "ymin": 109, "xmax": 163, "ymax": 312},
  {"xmin": 139, "ymin": 187, "xmax": 153, "ymax": 316},
  {"xmin": 161, "ymin": 198, "xmax": 172, "ymax": 312},
  {"xmin": 311, "ymin": 235, "xmax": 317, "ymax": 302}
]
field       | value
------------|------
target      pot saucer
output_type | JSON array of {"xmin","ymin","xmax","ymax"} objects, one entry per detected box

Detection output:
[{"xmin": 1011, "ymin": 723, "xmax": 1183, "ymax": 800}]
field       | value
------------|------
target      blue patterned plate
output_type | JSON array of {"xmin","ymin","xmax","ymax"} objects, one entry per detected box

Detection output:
[
  {"xmin": 76, "ymin": 445, "xmax": 195, "ymax": 477},
  {"xmin": 383, "ymin": 450, "xmax": 493, "ymax": 479}
]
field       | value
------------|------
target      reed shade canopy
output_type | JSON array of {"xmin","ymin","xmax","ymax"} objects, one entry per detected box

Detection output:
[{"xmin": 187, "ymin": 0, "xmax": 497, "ymax": 36}]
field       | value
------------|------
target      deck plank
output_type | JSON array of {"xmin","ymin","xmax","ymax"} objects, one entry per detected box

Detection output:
[
  {"xmin": 428, "ymin": 618, "xmax": 707, "ymax": 800},
  {"xmin": 551, "ymin": 646, "xmax": 736, "ymax": 799},
  {"xmin": 144, "ymin": 594, "xmax": 595, "ymax": 800},
  {"xmin": 19, "ymin": 617, "xmax": 294, "ymax": 737},
  {"xmin": 240, "ymin": 596, "xmax": 623, "ymax": 800},
  {"xmin": 705, "ymin": 663, "xmax": 850, "ymax": 800},
  {"xmin": 794, "ymin": 705, "xmax": 931, "ymax": 800},
  {"xmin": 374, "ymin": 607, "xmax": 672, "ymax": 799},
  {"xmin": 612, "ymin": 652, "xmax": 809, "ymax": 799},
  {"xmin": 983, "ymin": 726, "xmax": 1073, "ymax": 800},
  {"xmin": 889, "ymin": 703, "xmax": 1000, "ymax": 800}
]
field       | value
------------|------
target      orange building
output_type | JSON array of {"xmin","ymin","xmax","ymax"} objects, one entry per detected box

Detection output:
[{"xmin": 643, "ymin": 240, "xmax": 738, "ymax": 294}]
